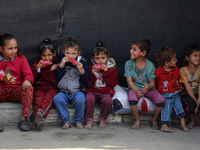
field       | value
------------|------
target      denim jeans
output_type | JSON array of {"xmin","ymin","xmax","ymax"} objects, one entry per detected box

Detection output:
[
  {"xmin": 161, "ymin": 91, "xmax": 185, "ymax": 126},
  {"xmin": 53, "ymin": 91, "xmax": 85, "ymax": 125}
]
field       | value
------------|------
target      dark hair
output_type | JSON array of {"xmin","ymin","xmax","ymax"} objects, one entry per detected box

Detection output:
[
  {"xmin": 38, "ymin": 38, "xmax": 55, "ymax": 55},
  {"xmin": 156, "ymin": 47, "xmax": 176, "ymax": 66},
  {"xmin": 64, "ymin": 36, "xmax": 80, "ymax": 51},
  {"xmin": 92, "ymin": 41, "xmax": 109, "ymax": 57},
  {"xmin": 0, "ymin": 33, "xmax": 22, "ymax": 56},
  {"xmin": 132, "ymin": 38, "xmax": 151, "ymax": 55},
  {"xmin": 182, "ymin": 43, "xmax": 200, "ymax": 66}
]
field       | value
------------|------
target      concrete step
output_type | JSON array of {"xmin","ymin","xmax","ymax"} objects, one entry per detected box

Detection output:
[{"xmin": 1, "ymin": 102, "xmax": 199, "ymax": 126}]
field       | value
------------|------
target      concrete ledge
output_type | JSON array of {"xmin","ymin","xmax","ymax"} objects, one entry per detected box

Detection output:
[{"xmin": 1, "ymin": 102, "xmax": 199, "ymax": 126}]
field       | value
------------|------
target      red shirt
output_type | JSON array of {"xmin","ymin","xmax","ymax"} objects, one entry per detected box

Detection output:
[
  {"xmin": 31, "ymin": 57, "xmax": 58, "ymax": 90},
  {"xmin": 155, "ymin": 65, "xmax": 183, "ymax": 93},
  {"xmin": 84, "ymin": 64, "xmax": 118, "ymax": 96},
  {"xmin": 0, "ymin": 55, "xmax": 34, "ymax": 88}
]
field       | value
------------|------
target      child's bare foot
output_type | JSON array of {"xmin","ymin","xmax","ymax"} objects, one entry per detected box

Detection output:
[
  {"xmin": 76, "ymin": 123, "xmax": 83, "ymax": 129},
  {"xmin": 84, "ymin": 124, "xmax": 92, "ymax": 129},
  {"xmin": 160, "ymin": 125, "xmax": 174, "ymax": 133},
  {"xmin": 182, "ymin": 126, "xmax": 189, "ymax": 132},
  {"xmin": 131, "ymin": 120, "xmax": 140, "ymax": 130},
  {"xmin": 187, "ymin": 122, "xmax": 194, "ymax": 129},
  {"xmin": 152, "ymin": 120, "xmax": 159, "ymax": 130},
  {"xmin": 99, "ymin": 122, "xmax": 107, "ymax": 128},
  {"xmin": 62, "ymin": 123, "xmax": 70, "ymax": 129}
]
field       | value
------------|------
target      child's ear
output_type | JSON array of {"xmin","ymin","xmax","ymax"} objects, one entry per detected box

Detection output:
[
  {"xmin": 0, "ymin": 46, "xmax": 3, "ymax": 53},
  {"xmin": 185, "ymin": 56, "xmax": 189, "ymax": 61},
  {"xmin": 78, "ymin": 50, "xmax": 81, "ymax": 56},
  {"xmin": 141, "ymin": 50, "xmax": 147, "ymax": 56},
  {"xmin": 62, "ymin": 49, "xmax": 65, "ymax": 54},
  {"xmin": 164, "ymin": 61, "xmax": 169, "ymax": 66},
  {"xmin": 53, "ymin": 51, "xmax": 56, "ymax": 57}
]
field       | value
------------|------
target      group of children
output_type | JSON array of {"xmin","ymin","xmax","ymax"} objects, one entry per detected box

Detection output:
[{"xmin": 0, "ymin": 33, "xmax": 199, "ymax": 133}]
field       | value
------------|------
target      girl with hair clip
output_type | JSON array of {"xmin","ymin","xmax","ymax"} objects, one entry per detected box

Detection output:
[
  {"xmin": 179, "ymin": 44, "xmax": 200, "ymax": 129},
  {"xmin": 0, "ymin": 33, "xmax": 34, "ymax": 131},
  {"xmin": 84, "ymin": 41, "xmax": 118, "ymax": 129},
  {"xmin": 31, "ymin": 38, "xmax": 58, "ymax": 130}
]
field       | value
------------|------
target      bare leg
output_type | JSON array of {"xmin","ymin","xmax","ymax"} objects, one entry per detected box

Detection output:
[
  {"xmin": 76, "ymin": 123, "xmax": 83, "ymax": 129},
  {"xmin": 84, "ymin": 124, "xmax": 92, "ymax": 129},
  {"xmin": 152, "ymin": 106, "xmax": 162, "ymax": 129},
  {"xmin": 160, "ymin": 124, "xmax": 174, "ymax": 132},
  {"xmin": 180, "ymin": 118, "xmax": 189, "ymax": 132},
  {"xmin": 187, "ymin": 114, "xmax": 195, "ymax": 129},
  {"xmin": 99, "ymin": 122, "xmax": 107, "ymax": 128},
  {"xmin": 130, "ymin": 105, "xmax": 140, "ymax": 129},
  {"xmin": 21, "ymin": 115, "xmax": 27, "ymax": 121},
  {"xmin": 62, "ymin": 123, "xmax": 70, "ymax": 129}
]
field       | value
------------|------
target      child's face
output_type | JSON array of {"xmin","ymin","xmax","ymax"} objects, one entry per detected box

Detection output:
[
  {"xmin": 130, "ymin": 44, "xmax": 145, "ymax": 60},
  {"xmin": 93, "ymin": 52, "xmax": 108, "ymax": 65},
  {"xmin": 40, "ymin": 49, "xmax": 55, "ymax": 62},
  {"xmin": 186, "ymin": 51, "xmax": 200, "ymax": 66},
  {"xmin": 0, "ymin": 39, "xmax": 17, "ymax": 60},
  {"xmin": 63, "ymin": 47, "xmax": 79, "ymax": 60},
  {"xmin": 167, "ymin": 54, "xmax": 177, "ymax": 68}
]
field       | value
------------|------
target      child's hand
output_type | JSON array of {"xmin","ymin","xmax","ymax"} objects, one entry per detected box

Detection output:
[
  {"xmin": 50, "ymin": 64, "xmax": 59, "ymax": 71},
  {"xmin": 60, "ymin": 56, "xmax": 69, "ymax": 67},
  {"xmin": 77, "ymin": 62, "xmax": 84, "ymax": 74},
  {"xmin": 198, "ymin": 98, "xmax": 200, "ymax": 105},
  {"xmin": 101, "ymin": 64, "xmax": 108, "ymax": 71},
  {"xmin": 195, "ymin": 106, "xmax": 199, "ymax": 114},
  {"xmin": 142, "ymin": 85, "xmax": 149, "ymax": 94},
  {"xmin": 136, "ymin": 90, "xmax": 143, "ymax": 99},
  {"xmin": 22, "ymin": 80, "xmax": 31, "ymax": 90},
  {"xmin": 36, "ymin": 60, "xmax": 44, "ymax": 70},
  {"xmin": 92, "ymin": 65, "xmax": 98, "ymax": 74}
]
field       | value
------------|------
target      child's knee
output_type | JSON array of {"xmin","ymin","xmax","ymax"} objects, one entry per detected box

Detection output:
[
  {"xmin": 156, "ymin": 102, "xmax": 165, "ymax": 107},
  {"xmin": 129, "ymin": 100, "xmax": 138, "ymax": 105}
]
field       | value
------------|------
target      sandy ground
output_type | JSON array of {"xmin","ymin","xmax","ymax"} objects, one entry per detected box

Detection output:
[{"xmin": 0, "ymin": 123, "xmax": 199, "ymax": 150}]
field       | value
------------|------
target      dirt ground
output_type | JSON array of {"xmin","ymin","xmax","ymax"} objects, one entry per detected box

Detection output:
[{"xmin": 0, "ymin": 123, "xmax": 199, "ymax": 150}]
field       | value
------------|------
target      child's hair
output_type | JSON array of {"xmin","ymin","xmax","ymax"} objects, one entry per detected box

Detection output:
[
  {"xmin": 0, "ymin": 33, "xmax": 22, "ymax": 56},
  {"xmin": 132, "ymin": 38, "xmax": 151, "ymax": 55},
  {"xmin": 64, "ymin": 36, "xmax": 80, "ymax": 52},
  {"xmin": 38, "ymin": 38, "xmax": 55, "ymax": 55},
  {"xmin": 156, "ymin": 47, "xmax": 176, "ymax": 66},
  {"xmin": 182, "ymin": 44, "xmax": 200, "ymax": 66},
  {"xmin": 92, "ymin": 41, "xmax": 109, "ymax": 57}
]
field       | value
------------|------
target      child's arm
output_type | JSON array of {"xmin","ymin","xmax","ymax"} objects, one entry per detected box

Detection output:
[
  {"xmin": 103, "ymin": 67, "xmax": 118, "ymax": 87},
  {"xmin": 31, "ymin": 59, "xmax": 42, "ymax": 80},
  {"xmin": 78, "ymin": 60, "xmax": 90, "ymax": 84},
  {"xmin": 55, "ymin": 58, "xmax": 67, "ymax": 80},
  {"xmin": 21, "ymin": 56, "xmax": 34, "ymax": 84},
  {"xmin": 126, "ymin": 76, "xmax": 143, "ymax": 98},
  {"xmin": 183, "ymin": 82, "xmax": 199, "ymax": 107},
  {"xmin": 198, "ymin": 81, "xmax": 200, "ymax": 105}
]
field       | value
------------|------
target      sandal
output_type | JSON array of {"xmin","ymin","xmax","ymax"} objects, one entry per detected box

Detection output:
[
  {"xmin": 36, "ymin": 118, "xmax": 44, "ymax": 131},
  {"xmin": 18, "ymin": 120, "xmax": 32, "ymax": 131},
  {"xmin": 37, "ymin": 109, "xmax": 44, "ymax": 119},
  {"xmin": 34, "ymin": 109, "xmax": 44, "ymax": 124}
]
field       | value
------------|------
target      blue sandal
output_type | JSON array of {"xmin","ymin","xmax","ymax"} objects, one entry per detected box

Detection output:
[{"xmin": 18, "ymin": 120, "xmax": 32, "ymax": 131}]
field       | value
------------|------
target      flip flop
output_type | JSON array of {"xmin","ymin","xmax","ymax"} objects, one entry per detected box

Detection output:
[{"xmin": 18, "ymin": 120, "xmax": 32, "ymax": 131}]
